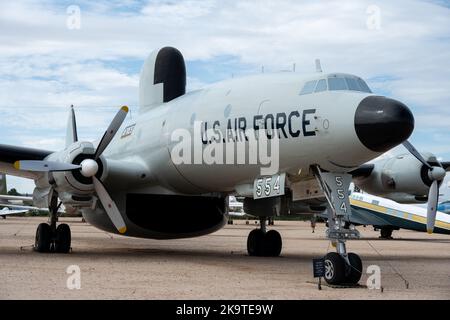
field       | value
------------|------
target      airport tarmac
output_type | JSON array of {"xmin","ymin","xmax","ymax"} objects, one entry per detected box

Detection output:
[{"xmin": 0, "ymin": 217, "xmax": 449, "ymax": 300}]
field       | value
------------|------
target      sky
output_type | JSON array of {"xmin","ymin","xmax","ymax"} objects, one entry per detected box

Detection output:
[{"xmin": 0, "ymin": 0, "xmax": 449, "ymax": 197}]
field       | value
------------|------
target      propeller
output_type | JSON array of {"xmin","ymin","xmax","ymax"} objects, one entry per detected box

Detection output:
[
  {"xmin": 14, "ymin": 106, "xmax": 129, "ymax": 234},
  {"xmin": 403, "ymin": 141, "xmax": 446, "ymax": 233}
]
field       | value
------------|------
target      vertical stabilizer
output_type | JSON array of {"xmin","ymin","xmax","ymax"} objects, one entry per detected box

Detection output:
[{"xmin": 139, "ymin": 47, "xmax": 186, "ymax": 112}]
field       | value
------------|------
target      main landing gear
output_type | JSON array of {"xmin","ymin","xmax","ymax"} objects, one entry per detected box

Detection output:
[
  {"xmin": 34, "ymin": 194, "xmax": 71, "ymax": 254},
  {"xmin": 247, "ymin": 217, "xmax": 282, "ymax": 257},
  {"xmin": 313, "ymin": 166, "xmax": 363, "ymax": 286},
  {"xmin": 379, "ymin": 227, "xmax": 394, "ymax": 239}
]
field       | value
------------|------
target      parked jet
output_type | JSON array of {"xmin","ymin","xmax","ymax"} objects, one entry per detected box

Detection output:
[
  {"xmin": 0, "ymin": 207, "xmax": 28, "ymax": 219},
  {"xmin": 438, "ymin": 201, "xmax": 450, "ymax": 214},
  {"xmin": 0, "ymin": 47, "xmax": 447, "ymax": 285},
  {"xmin": 319, "ymin": 191, "xmax": 450, "ymax": 238}
]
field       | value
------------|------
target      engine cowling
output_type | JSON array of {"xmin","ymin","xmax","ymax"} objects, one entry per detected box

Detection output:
[
  {"xmin": 354, "ymin": 153, "xmax": 443, "ymax": 203},
  {"xmin": 34, "ymin": 141, "xmax": 107, "ymax": 208}
]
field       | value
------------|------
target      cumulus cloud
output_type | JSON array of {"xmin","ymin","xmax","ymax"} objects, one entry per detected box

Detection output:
[{"xmin": 0, "ymin": 0, "xmax": 449, "ymax": 192}]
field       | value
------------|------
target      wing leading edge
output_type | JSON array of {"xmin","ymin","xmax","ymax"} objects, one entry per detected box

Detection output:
[{"xmin": 0, "ymin": 144, "xmax": 53, "ymax": 179}]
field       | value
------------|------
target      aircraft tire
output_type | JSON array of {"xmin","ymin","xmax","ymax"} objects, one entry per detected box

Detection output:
[
  {"xmin": 55, "ymin": 224, "xmax": 71, "ymax": 253},
  {"xmin": 324, "ymin": 252, "xmax": 345, "ymax": 285},
  {"xmin": 380, "ymin": 228, "xmax": 393, "ymax": 239},
  {"xmin": 247, "ymin": 229, "xmax": 265, "ymax": 256},
  {"xmin": 35, "ymin": 223, "xmax": 52, "ymax": 253},
  {"xmin": 345, "ymin": 253, "xmax": 363, "ymax": 284},
  {"xmin": 265, "ymin": 230, "xmax": 282, "ymax": 257}
]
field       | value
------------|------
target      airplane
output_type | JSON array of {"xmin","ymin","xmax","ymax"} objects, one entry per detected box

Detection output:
[
  {"xmin": 228, "ymin": 196, "xmax": 246, "ymax": 217},
  {"xmin": 317, "ymin": 190, "xmax": 450, "ymax": 238},
  {"xmin": 0, "ymin": 46, "xmax": 448, "ymax": 286},
  {"xmin": 0, "ymin": 207, "xmax": 28, "ymax": 219},
  {"xmin": 0, "ymin": 173, "xmax": 34, "ymax": 218},
  {"xmin": 438, "ymin": 201, "xmax": 450, "ymax": 214}
]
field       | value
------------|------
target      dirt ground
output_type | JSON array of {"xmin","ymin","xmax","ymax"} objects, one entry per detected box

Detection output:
[{"xmin": 0, "ymin": 217, "xmax": 449, "ymax": 299}]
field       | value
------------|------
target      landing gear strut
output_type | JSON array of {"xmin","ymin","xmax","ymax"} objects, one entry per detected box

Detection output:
[
  {"xmin": 247, "ymin": 217, "xmax": 282, "ymax": 257},
  {"xmin": 379, "ymin": 228, "xmax": 393, "ymax": 239},
  {"xmin": 34, "ymin": 193, "xmax": 71, "ymax": 253},
  {"xmin": 313, "ymin": 166, "xmax": 363, "ymax": 285}
]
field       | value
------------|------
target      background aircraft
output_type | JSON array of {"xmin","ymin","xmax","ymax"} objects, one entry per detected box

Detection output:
[
  {"xmin": 0, "ymin": 173, "xmax": 33, "ymax": 218},
  {"xmin": 438, "ymin": 201, "xmax": 450, "ymax": 214},
  {"xmin": 0, "ymin": 46, "xmax": 447, "ymax": 286},
  {"xmin": 319, "ymin": 190, "xmax": 450, "ymax": 238},
  {"xmin": 0, "ymin": 207, "xmax": 28, "ymax": 219}
]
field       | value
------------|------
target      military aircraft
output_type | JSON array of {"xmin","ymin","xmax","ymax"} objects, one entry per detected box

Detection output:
[{"xmin": 0, "ymin": 47, "xmax": 448, "ymax": 285}]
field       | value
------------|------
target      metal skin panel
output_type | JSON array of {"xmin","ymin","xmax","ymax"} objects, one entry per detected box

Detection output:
[{"xmin": 77, "ymin": 72, "xmax": 405, "ymax": 238}]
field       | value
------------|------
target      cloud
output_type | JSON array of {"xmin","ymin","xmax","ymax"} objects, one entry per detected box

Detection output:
[{"xmin": 0, "ymin": 0, "xmax": 449, "ymax": 193}]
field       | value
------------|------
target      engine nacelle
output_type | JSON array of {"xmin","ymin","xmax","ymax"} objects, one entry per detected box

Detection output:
[
  {"xmin": 37, "ymin": 142, "xmax": 107, "ymax": 207},
  {"xmin": 354, "ymin": 153, "xmax": 441, "ymax": 202}
]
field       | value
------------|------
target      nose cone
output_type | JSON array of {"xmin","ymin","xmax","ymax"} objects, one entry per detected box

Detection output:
[{"xmin": 355, "ymin": 96, "xmax": 414, "ymax": 153}]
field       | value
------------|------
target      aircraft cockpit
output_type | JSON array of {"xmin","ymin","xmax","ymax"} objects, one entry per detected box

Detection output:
[{"xmin": 300, "ymin": 74, "xmax": 372, "ymax": 95}]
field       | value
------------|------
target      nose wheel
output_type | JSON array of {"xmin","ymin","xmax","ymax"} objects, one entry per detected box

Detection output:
[
  {"xmin": 247, "ymin": 218, "xmax": 282, "ymax": 257},
  {"xmin": 323, "ymin": 252, "xmax": 363, "ymax": 285}
]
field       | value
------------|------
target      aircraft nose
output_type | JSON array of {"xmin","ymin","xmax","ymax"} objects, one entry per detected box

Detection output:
[{"xmin": 354, "ymin": 96, "xmax": 414, "ymax": 152}]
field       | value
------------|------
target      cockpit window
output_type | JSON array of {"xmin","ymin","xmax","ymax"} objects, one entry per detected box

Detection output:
[
  {"xmin": 299, "ymin": 80, "xmax": 317, "ymax": 95},
  {"xmin": 345, "ymin": 77, "xmax": 360, "ymax": 91},
  {"xmin": 315, "ymin": 79, "xmax": 327, "ymax": 92},
  {"xmin": 328, "ymin": 77, "xmax": 347, "ymax": 90},
  {"xmin": 357, "ymin": 78, "xmax": 372, "ymax": 93},
  {"xmin": 299, "ymin": 75, "xmax": 372, "ymax": 95}
]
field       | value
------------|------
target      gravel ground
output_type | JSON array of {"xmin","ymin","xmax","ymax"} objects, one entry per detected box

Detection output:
[{"xmin": 0, "ymin": 217, "xmax": 449, "ymax": 299}]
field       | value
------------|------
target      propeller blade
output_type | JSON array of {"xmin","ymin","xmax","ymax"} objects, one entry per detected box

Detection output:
[
  {"xmin": 94, "ymin": 106, "xmax": 129, "ymax": 160},
  {"xmin": 14, "ymin": 160, "xmax": 81, "ymax": 172},
  {"xmin": 426, "ymin": 180, "xmax": 439, "ymax": 234},
  {"xmin": 66, "ymin": 105, "xmax": 78, "ymax": 148},
  {"xmin": 403, "ymin": 141, "xmax": 432, "ymax": 169},
  {"xmin": 92, "ymin": 176, "xmax": 127, "ymax": 234}
]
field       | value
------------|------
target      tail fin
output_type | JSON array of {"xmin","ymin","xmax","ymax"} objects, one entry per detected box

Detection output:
[
  {"xmin": 0, "ymin": 174, "xmax": 7, "ymax": 195},
  {"xmin": 139, "ymin": 47, "xmax": 186, "ymax": 111}
]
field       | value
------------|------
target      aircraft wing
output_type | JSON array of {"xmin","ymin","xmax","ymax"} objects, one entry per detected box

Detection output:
[
  {"xmin": 0, "ymin": 144, "xmax": 53, "ymax": 179},
  {"xmin": 0, "ymin": 208, "xmax": 29, "ymax": 215},
  {"xmin": 0, "ymin": 194, "xmax": 33, "ymax": 202},
  {"xmin": 0, "ymin": 203, "xmax": 40, "ymax": 211}
]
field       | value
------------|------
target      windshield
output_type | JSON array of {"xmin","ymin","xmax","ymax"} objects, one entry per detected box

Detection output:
[{"xmin": 300, "ymin": 75, "xmax": 372, "ymax": 95}]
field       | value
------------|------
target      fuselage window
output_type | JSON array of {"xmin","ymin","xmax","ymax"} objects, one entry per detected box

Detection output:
[
  {"xmin": 315, "ymin": 79, "xmax": 327, "ymax": 92},
  {"xmin": 300, "ymin": 80, "xmax": 318, "ymax": 95}
]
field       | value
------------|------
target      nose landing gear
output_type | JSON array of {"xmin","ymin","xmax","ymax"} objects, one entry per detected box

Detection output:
[
  {"xmin": 247, "ymin": 217, "xmax": 282, "ymax": 257},
  {"xmin": 313, "ymin": 166, "xmax": 363, "ymax": 286}
]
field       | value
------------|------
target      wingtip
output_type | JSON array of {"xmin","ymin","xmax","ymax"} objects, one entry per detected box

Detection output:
[{"xmin": 121, "ymin": 106, "xmax": 129, "ymax": 113}]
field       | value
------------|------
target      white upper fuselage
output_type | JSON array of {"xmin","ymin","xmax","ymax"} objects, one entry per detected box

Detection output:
[{"xmin": 102, "ymin": 72, "xmax": 378, "ymax": 195}]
